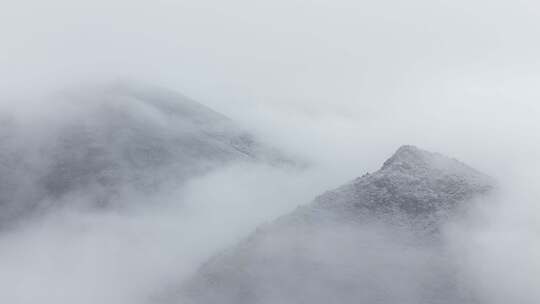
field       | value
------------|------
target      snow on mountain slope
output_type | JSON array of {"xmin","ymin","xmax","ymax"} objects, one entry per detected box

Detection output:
[
  {"xmin": 181, "ymin": 145, "xmax": 494, "ymax": 304},
  {"xmin": 0, "ymin": 83, "xmax": 288, "ymax": 224},
  {"xmin": 287, "ymin": 145, "xmax": 493, "ymax": 230}
]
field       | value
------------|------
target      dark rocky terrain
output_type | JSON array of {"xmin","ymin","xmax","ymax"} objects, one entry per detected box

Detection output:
[{"xmin": 182, "ymin": 145, "xmax": 494, "ymax": 304}]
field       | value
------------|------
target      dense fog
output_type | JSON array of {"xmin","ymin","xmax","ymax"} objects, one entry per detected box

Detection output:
[{"xmin": 1, "ymin": 0, "xmax": 539, "ymax": 303}]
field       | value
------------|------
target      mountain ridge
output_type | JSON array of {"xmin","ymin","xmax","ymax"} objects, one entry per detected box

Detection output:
[
  {"xmin": 180, "ymin": 145, "xmax": 494, "ymax": 304},
  {"xmin": 0, "ymin": 83, "xmax": 292, "ymax": 224}
]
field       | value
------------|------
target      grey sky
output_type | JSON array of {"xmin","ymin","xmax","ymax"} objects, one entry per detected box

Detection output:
[{"xmin": 2, "ymin": 0, "xmax": 539, "ymax": 174}]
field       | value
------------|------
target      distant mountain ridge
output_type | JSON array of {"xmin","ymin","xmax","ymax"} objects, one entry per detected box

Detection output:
[
  {"xmin": 181, "ymin": 145, "xmax": 494, "ymax": 304},
  {"xmin": 0, "ymin": 83, "xmax": 289, "ymax": 224}
]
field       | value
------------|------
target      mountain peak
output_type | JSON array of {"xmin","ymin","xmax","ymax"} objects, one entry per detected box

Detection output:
[
  {"xmin": 182, "ymin": 146, "xmax": 495, "ymax": 304},
  {"xmin": 390, "ymin": 144, "xmax": 424, "ymax": 158},
  {"xmin": 382, "ymin": 145, "xmax": 436, "ymax": 170},
  {"xmin": 380, "ymin": 145, "xmax": 489, "ymax": 182},
  {"xmin": 305, "ymin": 145, "xmax": 494, "ymax": 224}
]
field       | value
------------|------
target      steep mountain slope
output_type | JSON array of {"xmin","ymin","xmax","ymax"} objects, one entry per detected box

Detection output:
[
  {"xmin": 289, "ymin": 145, "xmax": 492, "ymax": 231},
  {"xmin": 0, "ymin": 83, "xmax": 286, "ymax": 223},
  {"xmin": 182, "ymin": 145, "xmax": 493, "ymax": 304}
]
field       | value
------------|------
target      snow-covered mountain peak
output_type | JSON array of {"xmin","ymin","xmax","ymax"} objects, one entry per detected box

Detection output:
[
  {"xmin": 382, "ymin": 145, "xmax": 429, "ymax": 169},
  {"xmin": 307, "ymin": 145, "xmax": 493, "ymax": 226},
  {"xmin": 179, "ymin": 146, "xmax": 495, "ymax": 304}
]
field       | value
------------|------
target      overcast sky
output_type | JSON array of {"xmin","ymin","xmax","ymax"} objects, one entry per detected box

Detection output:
[{"xmin": 2, "ymin": 0, "xmax": 540, "ymax": 179}]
